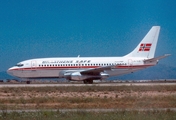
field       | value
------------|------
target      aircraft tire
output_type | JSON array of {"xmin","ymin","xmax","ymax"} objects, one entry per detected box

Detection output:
[
  {"xmin": 26, "ymin": 81, "xmax": 31, "ymax": 84},
  {"xmin": 83, "ymin": 79, "xmax": 93, "ymax": 84}
]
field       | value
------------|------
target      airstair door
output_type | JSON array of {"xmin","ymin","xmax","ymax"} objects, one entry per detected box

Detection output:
[{"xmin": 31, "ymin": 61, "xmax": 37, "ymax": 69}]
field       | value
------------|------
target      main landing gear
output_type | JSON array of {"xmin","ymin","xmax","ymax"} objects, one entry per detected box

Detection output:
[
  {"xmin": 21, "ymin": 79, "xmax": 31, "ymax": 84},
  {"xmin": 83, "ymin": 79, "xmax": 93, "ymax": 84},
  {"xmin": 26, "ymin": 81, "xmax": 31, "ymax": 84}
]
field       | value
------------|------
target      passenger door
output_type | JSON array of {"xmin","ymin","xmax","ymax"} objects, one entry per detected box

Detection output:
[
  {"xmin": 31, "ymin": 61, "xmax": 37, "ymax": 70},
  {"xmin": 128, "ymin": 59, "xmax": 133, "ymax": 66}
]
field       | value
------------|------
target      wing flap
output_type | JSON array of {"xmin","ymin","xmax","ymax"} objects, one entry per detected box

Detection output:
[{"xmin": 80, "ymin": 66, "xmax": 114, "ymax": 75}]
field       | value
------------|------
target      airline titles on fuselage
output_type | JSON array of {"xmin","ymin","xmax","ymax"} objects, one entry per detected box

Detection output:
[{"xmin": 42, "ymin": 60, "xmax": 91, "ymax": 64}]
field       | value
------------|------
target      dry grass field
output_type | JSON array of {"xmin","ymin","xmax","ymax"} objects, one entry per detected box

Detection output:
[
  {"xmin": 0, "ymin": 85, "xmax": 175, "ymax": 110},
  {"xmin": 0, "ymin": 85, "xmax": 176, "ymax": 120}
]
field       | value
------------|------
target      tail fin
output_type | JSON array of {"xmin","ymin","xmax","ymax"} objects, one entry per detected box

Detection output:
[{"xmin": 125, "ymin": 26, "xmax": 160, "ymax": 58}]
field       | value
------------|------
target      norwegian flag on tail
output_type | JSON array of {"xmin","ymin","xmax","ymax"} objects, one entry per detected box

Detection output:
[{"xmin": 139, "ymin": 43, "xmax": 152, "ymax": 51}]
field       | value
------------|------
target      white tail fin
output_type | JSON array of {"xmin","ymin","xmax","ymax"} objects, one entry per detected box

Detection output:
[{"xmin": 125, "ymin": 26, "xmax": 160, "ymax": 58}]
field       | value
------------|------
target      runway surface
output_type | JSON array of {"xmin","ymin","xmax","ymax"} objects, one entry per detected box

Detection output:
[{"xmin": 0, "ymin": 83, "xmax": 176, "ymax": 87}]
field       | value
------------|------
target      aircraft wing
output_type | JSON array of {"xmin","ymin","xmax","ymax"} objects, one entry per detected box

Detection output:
[
  {"xmin": 80, "ymin": 66, "xmax": 114, "ymax": 75},
  {"xmin": 144, "ymin": 54, "xmax": 171, "ymax": 64}
]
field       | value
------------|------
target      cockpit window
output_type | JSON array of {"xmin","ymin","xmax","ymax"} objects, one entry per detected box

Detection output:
[{"xmin": 15, "ymin": 63, "xmax": 24, "ymax": 67}]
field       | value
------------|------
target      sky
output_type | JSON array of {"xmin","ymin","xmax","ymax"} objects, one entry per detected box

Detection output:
[{"xmin": 0, "ymin": 0, "xmax": 176, "ymax": 72}]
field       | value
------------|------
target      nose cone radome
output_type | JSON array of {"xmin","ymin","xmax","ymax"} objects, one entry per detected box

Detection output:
[{"xmin": 7, "ymin": 67, "xmax": 14, "ymax": 76}]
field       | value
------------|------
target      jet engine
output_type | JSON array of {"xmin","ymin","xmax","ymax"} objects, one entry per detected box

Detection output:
[{"xmin": 60, "ymin": 70, "xmax": 109, "ymax": 81}]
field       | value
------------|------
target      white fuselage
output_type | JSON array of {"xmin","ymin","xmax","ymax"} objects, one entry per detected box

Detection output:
[{"xmin": 7, "ymin": 56, "xmax": 155, "ymax": 80}]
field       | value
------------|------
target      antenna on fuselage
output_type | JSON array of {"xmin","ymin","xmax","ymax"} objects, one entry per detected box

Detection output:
[{"xmin": 77, "ymin": 55, "xmax": 80, "ymax": 58}]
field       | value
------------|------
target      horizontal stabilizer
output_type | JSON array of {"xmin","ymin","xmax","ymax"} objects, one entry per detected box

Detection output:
[{"xmin": 144, "ymin": 54, "xmax": 171, "ymax": 64}]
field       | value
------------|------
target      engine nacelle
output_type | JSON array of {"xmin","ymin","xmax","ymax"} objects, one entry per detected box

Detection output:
[
  {"xmin": 70, "ymin": 72, "xmax": 85, "ymax": 81},
  {"xmin": 60, "ymin": 70, "xmax": 109, "ymax": 81},
  {"xmin": 59, "ymin": 70, "xmax": 75, "ymax": 79},
  {"xmin": 59, "ymin": 70, "xmax": 84, "ymax": 80},
  {"xmin": 100, "ymin": 72, "xmax": 109, "ymax": 79},
  {"xmin": 63, "ymin": 72, "xmax": 71, "ymax": 79}
]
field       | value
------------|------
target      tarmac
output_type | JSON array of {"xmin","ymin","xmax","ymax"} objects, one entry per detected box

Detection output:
[{"xmin": 0, "ymin": 82, "xmax": 176, "ymax": 88}]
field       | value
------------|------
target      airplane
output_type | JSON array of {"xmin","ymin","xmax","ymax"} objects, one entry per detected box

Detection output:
[{"xmin": 7, "ymin": 26, "xmax": 170, "ymax": 84}]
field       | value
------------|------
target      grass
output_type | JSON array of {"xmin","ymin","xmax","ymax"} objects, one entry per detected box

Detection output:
[
  {"xmin": 0, "ymin": 85, "xmax": 176, "ymax": 110},
  {"xmin": 0, "ymin": 110, "xmax": 176, "ymax": 120},
  {"xmin": 1, "ymin": 85, "xmax": 176, "ymax": 93},
  {"xmin": 0, "ymin": 85, "xmax": 175, "ymax": 119}
]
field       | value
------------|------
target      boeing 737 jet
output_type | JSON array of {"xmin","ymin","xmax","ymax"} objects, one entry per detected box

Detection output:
[{"xmin": 7, "ymin": 26, "xmax": 170, "ymax": 84}]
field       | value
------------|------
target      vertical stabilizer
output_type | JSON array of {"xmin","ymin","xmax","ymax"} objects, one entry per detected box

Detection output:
[{"xmin": 125, "ymin": 26, "xmax": 160, "ymax": 58}]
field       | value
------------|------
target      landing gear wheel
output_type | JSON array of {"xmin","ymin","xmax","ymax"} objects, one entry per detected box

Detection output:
[
  {"xmin": 83, "ymin": 79, "xmax": 93, "ymax": 84},
  {"xmin": 26, "ymin": 81, "xmax": 31, "ymax": 84},
  {"xmin": 89, "ymin": 80, "xmax": 93, "ymax": 84},
  {"xmin": 83, "ymin": 80, "xmax": 87, "ymax": 84}
]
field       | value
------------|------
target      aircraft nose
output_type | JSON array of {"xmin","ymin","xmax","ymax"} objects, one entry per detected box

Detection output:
[{"xmin": 7, "ymin": 68, "xmax": 14, "ymax": 76}]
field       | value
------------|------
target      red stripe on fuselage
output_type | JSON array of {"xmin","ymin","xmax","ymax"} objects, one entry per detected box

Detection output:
[{"xmin": 9, "ymin": 65, "xmax": 154, "ymax": 71}]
